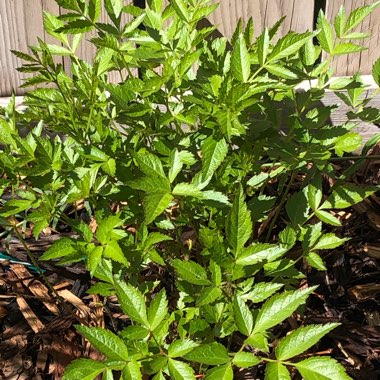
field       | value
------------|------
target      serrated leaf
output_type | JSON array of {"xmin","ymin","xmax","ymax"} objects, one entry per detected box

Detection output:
[
  {"xmin": 172, "ymin": 259, "xmax": 211, "ymax": 285},
  {"xmin": 152, "ymin": 372, "xmax": 166, "ymax": 380},
  {"xmin": 102, "ymin": 158, "xmax": 116, "ymax": 176},
  {"xmin": 76, "ymin": 326, "xmax": 128, "ymax": 361},
  {"xmin": 143, "ymin": 232, "xmax": 172, "ymax": 250},
  {"xmin": 62, "ymin": 358, "xmax": 106, "ymax": 380},
  {"xmin": 231, "ymin": 34, "xmax": 251, "ymax": 83},
  {"xmin": 129, "ymin": 176, "xmax": 171, "ymax": 194},
  {"xmin": 202, "ymin": 190, "xmax": 230, "ymax": 205},
  {"xmin": 257, "ymin": 28, "xmax": 269, "ymax": 66},
  {"xmin": 105, "ymin": 0, "xmax": 123, "ymax": 18},
  {"xmin": 122, "ymin": 360, "xmax": 142, "ymax": 380},
  {"xmin": 134, "ymin": 152, "xmax": 166, "ymax": 178},
  {"xmin": 286, "ymin": 189, "xmax": 310, "ymax": 226},
  {"xmin": 317, "ymin": 11, "xmax": 334, "ymax": 53},
  {"xmin": 234, "ymin": 295, "xmax": 253, "ymax": 336},
  {"xmin": 334, "ymin": 6, "xmax": 346, "ymax": 38},
  {"xmin": 306, "ymin": 252, "xmax": 327, "ymax": 271},
  {"xmin": 276, "ymin": 323, "xmax": 339, "ymax": 360},
  {"xmin": 148, "ymin": 289, "xmax": 168, "ymax": 331},
  {"xmin": 58, "ymin": 19, "xmax": 94, "ymax": 34},
  {"xmin": 341, "ymin": 32, "xmax": 370, "ymax": 39},
  {"xmin": 321, "ymin": 184, "xmax": 376, "ymax": 209},
  {"xmin": 373, "ymin": 57, "xmax": 380, "ymax": 87},
  {"xmin": 1, "ymin": 199, "xmax": 33, "ymax": 217},
  {"xmin": 204, "ymin": 364, "xmax": 233, "ymax": 380},
  {"xmin": 294, "ymin": 356, "xmax": 352, "ymax": 380},
  {"xmin": 168, "ymin": 358, "xmax": 195, "ymax": 380},
  {"xmin": 244, "ymin": 282, "xmax": 284, "ymax": 303},
  {"xmin": 315, "ymin": 210, "xmax": 341, "ymax": 226},
  {"xmin": 144, "ymin": 193, "xmax": 173, "ymax": 224},
  {"xmin": 172, "ymin": 183, "xmax": 203, "ymax": 198},
  {"xmin": 196, "ymin": 286, "xmax": 222, "ymax": 306},
  {"xmin": 344, "ymin": 1, "xmax": 380, "ymax": 34},
  {"xmin": 307, "ymin": 177, "xmax": 322, "ymax": 211},
  {"xmin": 209, "ymin": 261, "xmax": 222, "ymax": 286},
  {"xmin": 266, "ymin": 64, "xmax": 299, "ymax": 80},
  {"xmin": 232, "ymin": 352, "xmax": 260, "ymax": 368},
  {"xmin": 268, "ymin": 31, "xmax": 315, "ymax": 62},
  {"xmin": 40, "ymin": 238, "xmax": 76, "ymax": 260},
  {"xmin": 264, "ymin": 362, "xmax": 291, "ymax": 380},
  {"xmin": 168, "ymin": 339, "xmax": 198, "ymax": 358},
  {"xmin": 103, "ymin": 240, "xmax": 129, "ymax": 267},
  {"xmin": 170, "ymin": 0, "xmax": 189, "ymax": 22},
  {"xmin": 193, "ymin": 137, "xmax": 227, "ymax": 189},
  {"xmin": 279, "ymin": 226, "xmax": 297, "ymax": 249},
  {"xmin": 335, "ymin": 133, "xmax": 362, "ymax": 156},
  {"xmin": 88, "ymin": 246, "xmax": 103, "ymax": 275},
  {"xmin": 313, "ymin": 233, "xmax": 349, "ymax": 250},
  {"xmin": 168, "ymin": 149, "xmax": 192, "ymax": 183},
  {"xmin": 226, "ymin": 188, "xmax": 252, "ymax": 256},
  {"xmin": 253, "ymin": 287, "xmax": 317, "ymax": 334},
  {"xmin": 123, "ymin": 14, "xmax": 146, "ymax": 34},
  {"xmin": 114, "ymin": 282, "xmax": 148, "ymax": 326},
  {"xmin": 333, "ymin": 43, "xmax": 365, "ymax": 55},
  {"xmin": 245, "ymin": 331, "xmax": 269, "ymax": 352},
  {"xmin": 236, "ymin": 244, "xmax": 287, "ymax": 266},
  {"xmin": 120, "ymin": 325, "xmax": 149, "ymax": 341},
  {"xmin": 302, "ymin": 223, "xmax": 322, "ymax": 253},
  {"xmin": 184, "ymin": 342, "xmax": 230, "ymax": 365}
]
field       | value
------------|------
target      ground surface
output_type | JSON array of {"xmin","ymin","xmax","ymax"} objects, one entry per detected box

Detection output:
[{"xmin": 0, "ymin": 155, "xmax": 379, "ymax": 380}]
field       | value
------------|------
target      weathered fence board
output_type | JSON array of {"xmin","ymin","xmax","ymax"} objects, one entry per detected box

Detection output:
[
  {"xmin": 325, "ymin": 0, "xmax": 380, "ymax": 76},
  {"xmin": 1, "ymin": 0, "xmax": 380, "ymax": 96},
  {"xmin": 206, "ymin": 0, "xmax": 315, "ymax": 40},
  {"xmin": 0, "ymin": 0, "xmax": 132, "ymax": 96},
  {"xmin": 162, "ymin": 0, "xmax": 315, "ymax": 40},
  {"xmin": 0, "ymin": 0, "xmax": 60, "ymax": 96}
]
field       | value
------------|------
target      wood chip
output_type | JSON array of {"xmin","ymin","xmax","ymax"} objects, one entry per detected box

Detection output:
[
  {"xmin": 8, "ymin": 269, "xmax": 45, "ymax": 333},
  {"xmin": 11, "ymin": 264, "xmax": 59, "ymax": 315},
  {"xmin": 16, "ymin": 297, "xmax": 45, "ymax": 333},
  {"xmin": 348, "ymin": 283, "xmax": 380, "ymax": 302},
  {"xmin": 363, "ymin": 244, "xmax": 380, "ymax": 259},
  {"xmin": 367, "ymin": 210, "xmax": 380, "ymax": 231},
  {"xmin": 57, "ymin": 289, "xmax": 91, "ymax": 318}
]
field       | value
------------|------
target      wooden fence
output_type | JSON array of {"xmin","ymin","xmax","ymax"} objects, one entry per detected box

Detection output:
[{"xmin": 1, "ymin": 0, "xmax": 380, "ymax": 96}]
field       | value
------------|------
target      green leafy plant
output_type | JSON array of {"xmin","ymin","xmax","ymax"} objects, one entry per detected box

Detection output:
[{"xmin": 1, "ymin": 0, "xmax": 380, "ymax": 379}]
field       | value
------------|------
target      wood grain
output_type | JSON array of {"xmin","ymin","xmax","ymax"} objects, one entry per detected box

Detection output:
[
  {"xmin": 325, "ymin": 0, "xmax": 380, "ymax": 76},
  {"xmin": 0, "ymin": 0, "xmax": 60, "ymax": 96},
  {"xmin": 162, "ymin": 0, "xmax": 314, "ymax": 40},
  {"xmin": 207, "ymin": 0, "xmax": 315, "ymax": 40}
]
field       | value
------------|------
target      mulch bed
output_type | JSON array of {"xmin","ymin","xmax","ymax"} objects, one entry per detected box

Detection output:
[{"xmin": 0, "ymin": 155, "xmax": 379, "ymax": 379}]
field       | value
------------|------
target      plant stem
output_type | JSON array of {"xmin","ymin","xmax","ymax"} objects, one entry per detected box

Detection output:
[
  {"xmin": 330, "ymin": 154, "xmax": 380, "ymax": 161},
  {"xmin": 265, "ymin": 171, "xmax": 297, "ymax": 243}
]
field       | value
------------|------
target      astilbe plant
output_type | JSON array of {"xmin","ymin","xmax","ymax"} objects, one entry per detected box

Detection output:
[{"xmin": 1, "ymin": 0, "xmax": 380, "ymax": 379}]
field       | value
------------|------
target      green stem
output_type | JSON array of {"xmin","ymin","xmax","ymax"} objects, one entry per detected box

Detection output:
[{"xmin": 330, "ymin": 154, "xmax": 380, "ymax": 161}]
